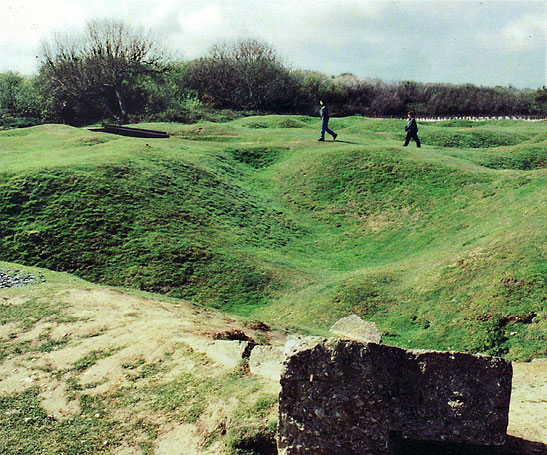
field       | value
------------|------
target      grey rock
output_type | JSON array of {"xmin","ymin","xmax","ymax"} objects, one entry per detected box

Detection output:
[
  {"xmin": 0, "ymin": 270, "xmax": 44, "ymax": 289},
  {"xmin": 283, "ymin": 335, "xmax": 325, "ymax": 358}
]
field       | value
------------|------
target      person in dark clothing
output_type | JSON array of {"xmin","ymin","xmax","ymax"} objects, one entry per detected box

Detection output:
[
  {"xmin": 318, "ymin": 100, "xmax": 337, "ymax": 141},
  {"xmin": 60, "ymin": 101, "xmax": 75, "ymax": 126},
  {"xmin": 403, "ymin": 111, "xmax": 421, "ymax": 147}
]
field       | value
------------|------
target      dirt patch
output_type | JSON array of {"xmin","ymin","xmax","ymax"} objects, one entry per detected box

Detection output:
[
  {"xmin": 507, "ymin": 359, "xmax": 547, "ymax": 443},
  {"xmin": 0, "ymin": 286, "xmax": 282, "ymax": 453},
  {"xmin": 247, "ymin": 321, "xmax": 271, "ymax": 332}
]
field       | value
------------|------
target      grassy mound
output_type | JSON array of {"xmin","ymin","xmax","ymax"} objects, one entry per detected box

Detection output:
[
  {"xmin": 476, "ymin": 142, "xmax": 547, "ymax": 170},
  {"xmin": 1, "ymin": 117, "xmax": 545, "ymax": 360},
  {"xmin": 432, "ymin": 119, "xmax": 488, "ymax": 128},
  {"xmin": 240, "ymin": 115, "xmax": 312, "ymax": 129},
  {"xmin": 0, "ymin": 127, "xmax": 305, "ymax": 311},
  {"xmin": 419, "ymin": 129, "xmax": 531, "ymax": 148}
]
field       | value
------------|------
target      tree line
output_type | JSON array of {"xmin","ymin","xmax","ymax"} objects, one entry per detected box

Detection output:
[{"xmin": 1, "ymin": 19, "xmax": 546, "ymax": 128}]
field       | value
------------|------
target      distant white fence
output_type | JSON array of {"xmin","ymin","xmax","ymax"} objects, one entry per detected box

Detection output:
[{"xmin": 414, "ymin": 116, "xmax": 547, "ymax": 122}]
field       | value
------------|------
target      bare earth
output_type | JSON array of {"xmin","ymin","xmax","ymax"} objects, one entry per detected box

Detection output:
[{"xmin": 0, "ymin": 286, "xmax": 545, "ymax": 454}]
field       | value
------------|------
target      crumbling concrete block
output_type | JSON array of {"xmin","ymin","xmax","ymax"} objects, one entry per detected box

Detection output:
[
  {"xmin": 278, "ymin": 339, "xmax": 512, "ymax": 455},
  {"xmin": 283, "ymin": 335, "xmax": 324, "ymax": 358},
  {"xmin": 204, "ymin": 340, "xmax": 251, "ymax": 369},
  {"xmin": 329, "ymin": 315, "xmax": 382, "ymax": 343},
  {"xmin": 249, "ymin": 345, "xmax": 285, "ymax": 381}
]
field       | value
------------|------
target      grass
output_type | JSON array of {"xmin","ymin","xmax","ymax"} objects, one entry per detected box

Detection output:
[
  {"xmin": 0, "ymin": 116, "xmax": 546, "ymax": 360},
  {"xmin": 72, "ymin": 348, "xmax": 120, "ymax": 372},
  {"xmin": 102, "ymin": 344, "xmax": 278, "ymax": 454},
  {"xmin": 0, "ymin": 388, "xmax": 119, "ymax": 455},
  {"xmin": 0, "ymin": 268, "xmax": 281, "ymax": 455}
]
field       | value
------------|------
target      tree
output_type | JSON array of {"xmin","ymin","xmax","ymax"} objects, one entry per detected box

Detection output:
[
  {"xmin": 0, "ymin": 72, "xmax": 21, "ymax": 113},
  {"xmin": 0, "ymin": 72, "xmax": 50, "ymax": 122},
  {"xmin": 40, "ymin": 19, "xmax": 170, "ymax": 123},
  {"xmin": 532, "ymin": 86, "xmax": 547, "ymax": 115},
  {"xmin": 186, "ymin": 39, "xmax": 298, "ymax": 111}
]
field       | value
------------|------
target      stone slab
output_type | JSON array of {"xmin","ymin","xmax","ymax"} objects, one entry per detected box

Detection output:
[
  {"xmin": 278, "ymin": 338, "xmax": 512, "ymax": 455},
  {"xmin": 249, "ymin": 345, "xmax": 285, "ymax": 381},
  {"xmin": 203, "ymin": 340, "xmax": 251, "ymax": 369},
  {"xmin": 329, "ymin": 315, "xmax": 382, "ymax": 343}
]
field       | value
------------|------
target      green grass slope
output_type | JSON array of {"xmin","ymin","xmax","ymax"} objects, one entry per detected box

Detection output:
[{"xmin": 1, "ymin": 117, "xmax": 545, "ymax": 360}]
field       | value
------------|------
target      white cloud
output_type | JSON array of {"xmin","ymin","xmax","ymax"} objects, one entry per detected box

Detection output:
[
  {"xmin": 502, "ymin": 13, "xmax": 544, "ymax": 50},
  {"xmin": 0, "ymin": 0, "xmax": 544, "ymax": 87},
  {"xmin": 177, "ymin": 4, "xmax": 225, "ymax": 34}
]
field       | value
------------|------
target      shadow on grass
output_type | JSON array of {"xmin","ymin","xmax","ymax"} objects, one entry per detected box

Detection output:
[
  {"xmin": 334, "ymin": 140, "xmax": 361, "ymax": 144},
  {"xmin": 315, "ymin": 139, "xmax": 361, "ymax": 144}
]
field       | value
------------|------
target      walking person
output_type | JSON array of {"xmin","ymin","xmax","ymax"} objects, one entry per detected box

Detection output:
[
  {"xmin": 60, "ymin": 101, "xmax": 75, "ymax": 126},
  {"xmin": 403, "ymin": 111, "xmax": 421, "ymax": 147},
  {"xmin": 318, "ymin": 100, "xmax": 337, "ymax": 141}
]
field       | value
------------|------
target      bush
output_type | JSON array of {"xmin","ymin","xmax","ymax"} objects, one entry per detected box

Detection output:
[
  {"xmin": 186, "ymin": 39, "xmax": 300, "ymax": 112},
  {"xmin": 0, "ymin": 73, "xmax": 52, "ymax": 126}
]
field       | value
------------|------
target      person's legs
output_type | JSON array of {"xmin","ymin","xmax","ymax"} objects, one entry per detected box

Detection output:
[
  {"xmin": 403, "ymin": 131, "xmax": 412, "ymax": 146},
  {"xmin": 413, "ymin": 133, "xmax": 421, "ymax": 147},
  {"xmin": 325, "ymin": 124, "xmax": 336, "ymax": 139},
  {"xmin": 319, "ymin": 120, "xmax": 327, "ymax": 139}
]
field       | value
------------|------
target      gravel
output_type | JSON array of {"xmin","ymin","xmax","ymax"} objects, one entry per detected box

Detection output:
[{"xmin": 0, "ymin": 270, "xmax": 45, "ymax": 288}]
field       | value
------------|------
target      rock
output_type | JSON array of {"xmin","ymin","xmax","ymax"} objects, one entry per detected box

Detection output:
[
  {"xmin": 249, "ymin": 345, "xmax": 285, "ymax": 381},
  {"xmin": 204, "ymin": 340, "xmax": 253, "ymax": 369},
  {"xmin": 0, "ymin": 270, "xmax": 44, "ymax": 289},
  {"xmin": 278, "ymin": 338, "xmax": 512, "ymax": 455},
  {"xmin": 283, "ymin": 335, "xmax": 324, "ymax": 358},
  {"xmin": 329, "ymin": 315, "xmax": 382, "ymax": 343}
]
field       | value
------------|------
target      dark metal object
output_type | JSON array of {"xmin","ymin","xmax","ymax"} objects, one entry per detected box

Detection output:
[{"xmin": 90, "ymin": 124, "xmax": 169, "ymax": 138}]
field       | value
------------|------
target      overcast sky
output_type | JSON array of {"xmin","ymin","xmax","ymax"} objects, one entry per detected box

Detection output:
[{"xmin": 1, "ymin": 0, "xmax": 545, "ymax": 88}]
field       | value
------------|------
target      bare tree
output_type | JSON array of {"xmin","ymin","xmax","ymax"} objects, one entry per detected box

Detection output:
[
  {"xmin": 40, "ymin": 19, "xmax": 169, "ymax": 123},
  {"xmin": 186, "ymin": 39, "xmax": 297, "ymax": 111}
]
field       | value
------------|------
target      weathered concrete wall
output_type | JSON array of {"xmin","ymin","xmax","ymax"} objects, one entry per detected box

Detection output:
[{"xmin": 278, "ymin": 339, "xmax": 512, "ymax": 455}]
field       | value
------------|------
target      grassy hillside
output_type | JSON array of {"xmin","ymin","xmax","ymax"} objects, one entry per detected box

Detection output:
[
  {"xmin": 1, "ymin": 117, "xmax": 545, "ymax": 360},
  {"xmin": 0, "ymin": 263, "xmax": 280, "ymax": 455},
  {"xmin": 1, "ymin": 264, "xmax": 544, "ymax": 455}
]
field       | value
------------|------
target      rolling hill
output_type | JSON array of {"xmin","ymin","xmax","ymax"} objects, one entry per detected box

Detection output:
[{"xmin": 0, "ymin": 116, "xmax": 545, "ymax": 360}]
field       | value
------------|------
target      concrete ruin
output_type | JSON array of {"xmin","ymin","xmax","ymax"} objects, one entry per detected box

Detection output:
[
  {"xmin": 278, "ymin": 338, "xmax": 512, "ymax": 455},
  {"xmin": 249, "ymin": 345, "xmax": 285, "ymax": 380},
  {"xmin": 329, "ymin": 315, "xmax": 382, "ymax": 344}
]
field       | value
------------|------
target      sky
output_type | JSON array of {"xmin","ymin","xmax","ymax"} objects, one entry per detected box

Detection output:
[{"xmin": 0, "ymin": 0, "xmax": 545, "ymax": 89}]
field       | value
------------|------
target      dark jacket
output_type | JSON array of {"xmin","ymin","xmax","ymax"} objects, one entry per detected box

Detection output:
[
  {"xmin": 320, "ymin": 105, "xmax": 329, "ymax": 121},
  {"xmin": 405, "ymin": 117, "xmax": 418, "ymax": 133},
  {"xmin": 60, "ymin": 104, "xmax": 75, "ymax": 123}
]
